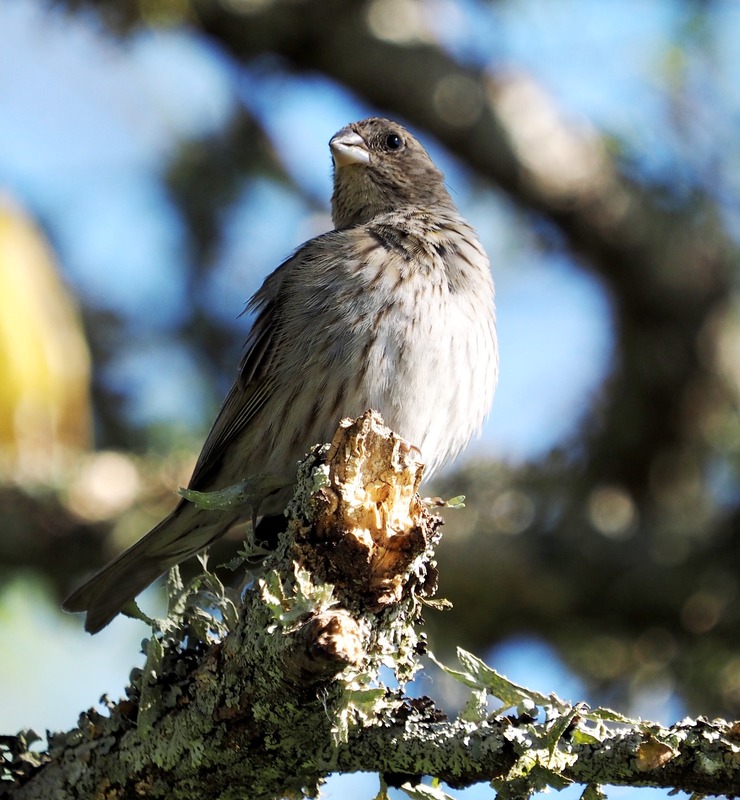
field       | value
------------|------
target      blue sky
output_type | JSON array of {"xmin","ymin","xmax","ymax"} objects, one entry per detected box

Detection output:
[{"xmin": 1, "ymin": 1, "xmax": 729, "ymax": 796}]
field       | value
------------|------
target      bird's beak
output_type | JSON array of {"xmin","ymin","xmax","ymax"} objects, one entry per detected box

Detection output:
[{"xmin": 330, "ymin": 130, "xmax": 371, "ymax": 168}]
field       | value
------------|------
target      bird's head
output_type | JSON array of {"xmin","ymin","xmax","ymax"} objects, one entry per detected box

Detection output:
[{"xmin": 330, "ymin": 118, "xmax": 453, "ymax": 229}]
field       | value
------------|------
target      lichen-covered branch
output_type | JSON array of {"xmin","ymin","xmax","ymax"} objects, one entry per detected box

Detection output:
[
  {"xmin": 3, "ymin": 414, "xmax": 740, "ymax": 799},
  {"xmin": 2, "ymin": 412, "xmax": 442, "ymax": 800},
  {"xmin": 335, "ymin": 711, "xmax": 740, "ymax": 797}
]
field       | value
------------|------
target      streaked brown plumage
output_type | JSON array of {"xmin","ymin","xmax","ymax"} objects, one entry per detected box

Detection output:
[{"xmin": 64, "ymin": 118, "xmax": 498, "ymax": 633}]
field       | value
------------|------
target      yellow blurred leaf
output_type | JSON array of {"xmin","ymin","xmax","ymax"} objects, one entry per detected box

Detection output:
[{"xmin": 0, "ymin": 195, "xmax": 91, "ymax": 479}]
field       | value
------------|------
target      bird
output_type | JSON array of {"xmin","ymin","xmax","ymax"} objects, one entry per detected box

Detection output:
[{"xmin": 63, "ymin": 117, "xmax": 498, "ymax": 633}]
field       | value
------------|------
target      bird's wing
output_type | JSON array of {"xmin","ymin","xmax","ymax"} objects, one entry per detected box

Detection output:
[{"xmin": 186, "ymin": 251, "xmax": 297, "ymax": 490}]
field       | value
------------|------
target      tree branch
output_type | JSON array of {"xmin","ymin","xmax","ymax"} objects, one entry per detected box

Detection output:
[{"xmin": 4, "ymin": 414, "xmax": 739, "ymax": 799}]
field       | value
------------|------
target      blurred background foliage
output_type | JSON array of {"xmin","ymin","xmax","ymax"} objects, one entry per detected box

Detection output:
[{"xmin": 2, "ymin": 0, "xmax": 740, "ymax": 781}]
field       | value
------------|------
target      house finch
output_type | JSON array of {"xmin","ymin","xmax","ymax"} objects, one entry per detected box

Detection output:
[{"xmin": 64, "ymin": 117, "xmax": 498, "ymax": 633}]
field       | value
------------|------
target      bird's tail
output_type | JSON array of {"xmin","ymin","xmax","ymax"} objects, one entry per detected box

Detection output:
[{"xmin": 63, "ymin": 502, "xmax": 237, "ymax": 634}]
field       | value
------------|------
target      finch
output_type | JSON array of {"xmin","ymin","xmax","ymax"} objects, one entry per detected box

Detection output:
[{"xmin": 64, "ymin": 117, "xmax": 498, "ymax": 633}]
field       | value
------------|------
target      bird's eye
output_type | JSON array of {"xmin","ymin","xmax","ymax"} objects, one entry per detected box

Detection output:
[{"xmin": 385, "ymin": 133, "xmax": 403, "ymax": 151}]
